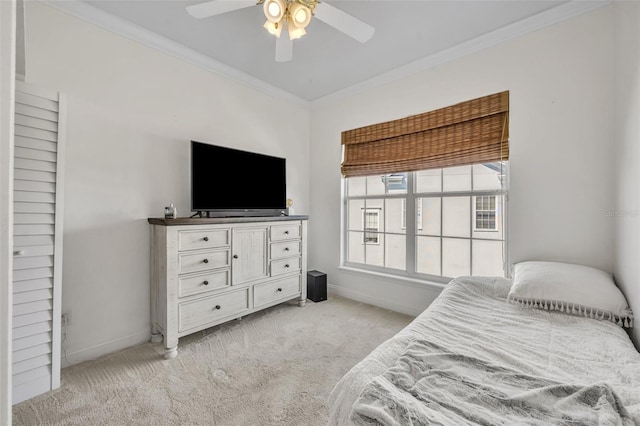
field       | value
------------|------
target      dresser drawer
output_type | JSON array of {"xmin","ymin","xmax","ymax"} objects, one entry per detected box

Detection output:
[
  {"xmin": 178, "ymin": 288, "xmax": 249, "ymax": 332},
  {"xmin": 178, "ymin": 269, "xmax": 230, "ymax": 298},
  {"xmin": 254, "ymin": 275, "xmax": 301, "ymax": 308},
  {"xmin": 270, "ymin": 241, "xmax": 301, "ymax": 260},
  {"xmin": 178, "ymin": 228, "xmax": 230, "ymax": 251},
  {"xmin": 271, "ymin": 256, "xmax": 301, "ymax": 276},
  {"xmin": 178, "ymin": 249, "xmax": 229, "ymax": 274},
  {"xmin": 270, "ymin": 223, "xmax": 300, "ymax": 241}
]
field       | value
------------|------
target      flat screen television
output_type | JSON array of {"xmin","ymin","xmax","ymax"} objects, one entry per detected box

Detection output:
[{"xmin": 191, "ymin": 140, "xmax": 287, "ymax": 217}]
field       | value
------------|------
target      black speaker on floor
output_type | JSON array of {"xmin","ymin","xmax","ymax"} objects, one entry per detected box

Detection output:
[{"xmin": 307, "ymin": 270, "xmax": 327, "ymax": 303}]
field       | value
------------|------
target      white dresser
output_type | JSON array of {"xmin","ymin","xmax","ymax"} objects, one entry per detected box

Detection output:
[{"xmin": 148, "ymin": 216, "xmax": 308, "ymax": 358}]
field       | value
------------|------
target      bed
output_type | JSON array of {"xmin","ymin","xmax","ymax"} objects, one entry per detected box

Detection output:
[{"xmin": 328, "ymin": 263, "xmax": 640, "ymax": 425}]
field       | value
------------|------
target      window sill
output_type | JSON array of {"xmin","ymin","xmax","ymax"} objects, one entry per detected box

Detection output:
[{"xmin": 337, "ymin": 265, "xmax": 448, "ymax": 291}]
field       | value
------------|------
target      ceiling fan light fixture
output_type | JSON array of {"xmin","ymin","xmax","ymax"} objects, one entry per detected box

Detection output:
[
  {"xmin": 263, "ymin": 19, "xmax": 282, "ymax": 37},
  {"xmin": 288, "ymin": 3, "xmax": 311, "ymax": 29},
  {"xmin": 263, "ymin": 0, "xmax": 285, "ymax": 23},
  {"xmin": 186, "ymin": 0, "xmax": 376, "ymax": 62},
  {"xmin": 288, "ymin": 23, "xmax": 306, "ymax": 40}
]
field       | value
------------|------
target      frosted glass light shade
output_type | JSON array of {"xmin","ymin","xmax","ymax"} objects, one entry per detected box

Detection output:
[
  {"xmin": 289, "ymin": 3, "xmax": 311, "ymax": 28},
  {"xmin": 264, "ymin": 19, "xmax": 282, "ymax": 37},
  {"xmin": 263, "ymin": 0, "xmax": 285, "ymax": 22},
  {"xmin": 288, "ymin": 25, "xmax": 306, "ymax": 40}
]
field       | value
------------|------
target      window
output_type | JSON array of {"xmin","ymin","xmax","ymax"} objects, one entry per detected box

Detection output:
[
  {"xmin": 363, "ymin": 208, "xmax": 380, "ymax": 244},
  {"xmin": 340, "ymin": 91, "xmax": 509, "ymax": 282},
  {"xmin": 343, "ymin": 163, "xmax": 507, "ymax": 281},
  {"xmin": 474, "ymin": 195, "xmax": 498, "ymax": 231}
]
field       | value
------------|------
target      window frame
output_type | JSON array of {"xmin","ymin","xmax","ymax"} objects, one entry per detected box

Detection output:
[
  {"xmin": 341, "ymin": 163, "xmax": 509, "ymax": 284},
  {"xmin": 401, "ymin": 199, "xmax": 423, "ymax": 231}
]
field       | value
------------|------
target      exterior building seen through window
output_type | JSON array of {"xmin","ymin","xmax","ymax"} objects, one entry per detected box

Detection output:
[
  {"xmin": 474, "ymin": 195, "xmax": 498, "ymax": 231},
  {"xmin": 363, "ymin": 209, "xmax": 381, "ymax": 244},
  {"xmin": 343, "ymin": 162, "xmax": 507, "ymax": 282}
]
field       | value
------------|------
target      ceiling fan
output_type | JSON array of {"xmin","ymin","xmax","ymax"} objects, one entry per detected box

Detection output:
[{"xmin": 186, "ymin": 0, "xmax": 375, "ymax": 62}]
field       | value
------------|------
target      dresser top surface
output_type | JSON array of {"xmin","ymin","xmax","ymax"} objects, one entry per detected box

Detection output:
[{"xmin": 148, "ymin": 215, "xmax": 309, "ymax": 226}]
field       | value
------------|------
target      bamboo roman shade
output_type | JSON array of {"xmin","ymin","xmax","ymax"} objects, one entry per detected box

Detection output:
[{"xmin": 341, "ymin": 91, "xmax": 509, "ymax": 177}]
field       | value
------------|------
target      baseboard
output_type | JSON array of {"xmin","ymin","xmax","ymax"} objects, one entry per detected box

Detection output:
[
  {"xmin": 61, "ymin": 329, "xmax": 150, "ymax": 368},
  {"xmin": 327, "ymin": 284, "xmax": 430, "ymax": 317}
]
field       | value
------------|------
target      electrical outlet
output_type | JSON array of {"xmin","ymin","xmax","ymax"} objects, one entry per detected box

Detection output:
[{"xmin": 61, "ymin": 312, "xmax": 71, "ymax": 326}]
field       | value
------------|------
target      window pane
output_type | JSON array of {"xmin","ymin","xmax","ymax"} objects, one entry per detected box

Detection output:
[
  {"xmin": 347, "ymin": 231, "xmax": 365, "ymax": 263},
  {"xmin": 473, "ymin": 163, "xmax": 504, "ymax": 191},
  {"xmin": 385, "ymin": 234, "xmax": 406, "ymax": 270},
  {"xmin": 385, "ymin": 198, "xmax": 405, "ymax": 234},
  {"xmin": 442, "ymin": 196, "xmax": 470, "ymax": 238},
  {"xmin": 443, "ymin": 165, "xmax": 471, "ymax": 192},
  {"xmin": 475, "ymin": 211, "xmax": 496, "ymax": 230},
  {"xmin": 346, "ymin": 176, "xmax": 366, "ymax": 197},
  {"xmin": 347, "ymin": 199, "xmax": 364, "ymax": 231},
  {"xmin": 417, "ymin": 197, "xmax": 441, "ymax": 236},
  {"xmin": 364, "ymin": 236, "xmax": 384, "ymax": 267},
  {"xmin": 442, "ymin": 238, "xmax": 470, "ymax": 278},
  {"xmin": 472, "ymin": 240, "xmax": 504, "ymax": 276},
  {"xmin": 415, "ymin": 169, "xmax": 441, "ymax": 193},
  {"xmin": 366, "ymin": 176, "xmax": 386, "ymax": 195},
  {"xmin": 416, "ymin": 236, "xmax": 440, "ymax": 276}
]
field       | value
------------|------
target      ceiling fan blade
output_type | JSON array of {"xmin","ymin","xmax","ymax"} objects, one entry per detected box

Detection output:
[
  {"xmin": 186, "ymin": 0, "xmax": 256, "ymax": 19},
  {"xmin": 313, "ymin": 2, "xmax": 375, "ymax": 43},
  {"xmin": 275, "ymin": 34, "xmax": 293, "ymax": 62}
]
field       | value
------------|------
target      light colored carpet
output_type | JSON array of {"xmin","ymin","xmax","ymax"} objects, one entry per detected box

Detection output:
[{"xmin": 13, "ymin": 295, "xmax": 413, "ymax": 425}]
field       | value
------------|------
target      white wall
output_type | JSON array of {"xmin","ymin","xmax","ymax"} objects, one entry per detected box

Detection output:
[
  {"xmin": 613, "ymin": 0, "xmax": 640, "ymax": 348},
  {"xmin": 24, "ymin": 2, "xmax": 310, "ymax": 364},
  {"xmin": 309, "ymin": 6, "xmax": 617, "ymax": 316}
]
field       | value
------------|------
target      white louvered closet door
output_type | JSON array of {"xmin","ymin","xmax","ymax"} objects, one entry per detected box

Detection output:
[{"xmin": 12, "ymin": 81, "xmax": 66, "ymax": 404}]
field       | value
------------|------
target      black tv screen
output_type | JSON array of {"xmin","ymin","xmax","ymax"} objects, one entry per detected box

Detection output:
[{"xmin": 191, "ymin": 141, "xmax": 287, "ymax": 217}]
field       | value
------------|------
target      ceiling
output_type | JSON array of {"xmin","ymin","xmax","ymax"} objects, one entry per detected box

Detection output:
[{"xmin": 52, "ymin": 0, "xmax": 607, "ymax": 102}]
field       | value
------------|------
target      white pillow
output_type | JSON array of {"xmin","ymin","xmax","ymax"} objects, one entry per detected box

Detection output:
[{"xmin": 507, "ymin": 261, "xmax": 633, "ymax": 328}]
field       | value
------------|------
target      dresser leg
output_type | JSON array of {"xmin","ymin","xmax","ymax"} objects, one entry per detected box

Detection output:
[
  {"xmin": 164, "ymin": 346, "xmax": 178, "ymax": 359},
  {"xmin": 298, "ymin": 298, "xmax": 306, "ymax": 307}
]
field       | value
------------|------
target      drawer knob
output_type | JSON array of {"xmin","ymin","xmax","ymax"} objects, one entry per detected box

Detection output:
[
  {"xmin": 284, "ymin": 231, "xmax": 289, "ymax": 234},
  {"xmin": 277, "ymin": 288, "xmax": 282, "ymax": 292},
  {"xmin": 203, "ymin": 259, "xmax": 209, "ymax": 264},
  {"xmin": 233, "ymin": 254, "xmax": 238, "ymax": 259},
  {"xmin": 203, "ymin": 236, "xmax": 209, "ymax": 242},
  {"xmin": 284, "ymin": 264, "xmax": 290, "ymax": 268},
  {"xmin": 215, "ymin": 305, "xmax": 221, "ymax": 310},
  {"xmin": 203, "ymin": 281, "xmax": 209, "ymax": 286},
  {"xmin": 284, "ymin": 247, "xmax": 290, "ymax": 251}
]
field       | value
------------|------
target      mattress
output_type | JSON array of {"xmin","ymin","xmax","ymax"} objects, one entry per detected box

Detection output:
[{"xmin": 327, "ymin": 276, "xmax": 640, "ymax": 425}]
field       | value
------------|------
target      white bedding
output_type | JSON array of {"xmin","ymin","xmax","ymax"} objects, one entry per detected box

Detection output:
[{"xmin": 327, "ymin": 276, "xmax": 640, "ymax": 425}]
